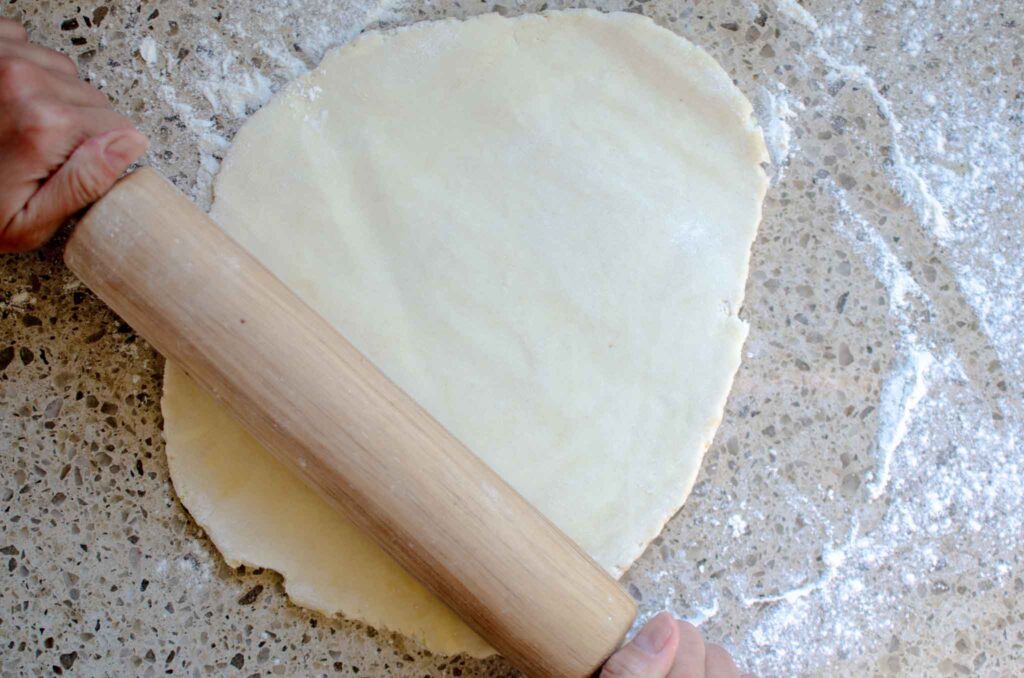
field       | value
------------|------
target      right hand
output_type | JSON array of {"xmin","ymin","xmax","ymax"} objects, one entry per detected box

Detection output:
[
  {"xmin": 0, "ymin": 17, "xmax": 147, "ymax": 253},
  {"xmin": 601, "ymin": 612, "xmax": 755, "ymax": 678}
]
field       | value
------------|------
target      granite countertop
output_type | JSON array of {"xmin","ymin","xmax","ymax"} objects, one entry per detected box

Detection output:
[{"xmin": 2, "ymin": 0, "xmax": 1022, "ymax": 676}]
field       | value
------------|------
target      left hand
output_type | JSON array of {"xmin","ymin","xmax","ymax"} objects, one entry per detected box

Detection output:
[{"xmin": 0, "ymin": 17, "xmax": 147, "ymax": 253}]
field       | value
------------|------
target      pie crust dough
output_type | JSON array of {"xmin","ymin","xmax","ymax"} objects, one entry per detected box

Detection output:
[{"xmin": 161, "ymin": 10, "xmax": 767, "ymax": 655}]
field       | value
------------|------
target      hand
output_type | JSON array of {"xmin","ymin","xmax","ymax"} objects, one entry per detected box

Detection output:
[
  {"xmin": 0, "ymin": 17, "xmax": 147, "ymax": 252},
  {"xmin": 602, "ymin": 612, "xmax": 754, "ymax": 678}
]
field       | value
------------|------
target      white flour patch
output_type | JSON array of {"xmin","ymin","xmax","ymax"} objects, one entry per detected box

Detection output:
[
  {"xmin": 754, "ymin": 85, "xmax": 802, "ymax": 180},
  {"xmin": 828, "ymin": 65, "xmax": 954, "ymax": 242},
  {"xmin": 190, "ymin": 32, "xmax": 276, "ymax": 119},
  {"xmin": 768, "ymin": 1, "xmax": 955, "ymax": 242},
  {"xmin": 9, "ymin": 291, "xmax": 31, "ymax": 306},
  {"xmin": 727, "ymin": 513, "xmax": 748, "ymax": 538},
  {"xmin": 138, "ymin": 36, "xmax": 159, "ymax": 66},
  {"xmin": 685, "ymin": 597, "xmax": 720, "ymax": 627},
  {"xmin": 774, "ymin": 0, "xmax": 818, "ymax": 30},
  {"xmin": 830, "ymin": 188, "xmax": 926, "ymax": 314},
  {"xmin": 156, "ymin": 85, "xmax": 230, "ymax": 199},
  {"xmin": 866, "ymin": 344, "xmax": 934, "ymax": 500},
  {"xmin": 742, "ymin": 520, "xmax": 859, "ymax": 607},
  {"xmin": 814, "ymin": 61, "xmax": 954, "ymax": 243}
]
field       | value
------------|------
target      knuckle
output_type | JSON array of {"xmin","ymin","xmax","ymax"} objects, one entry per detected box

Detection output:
[
  {"xmin": 676, "ymin": 620, "xmax": 699, "ymax": 635},
  {"xmin": 0, "ymin": 56, "xmax": 36, "ymax": 101},
  {"xmin": 18, "ymin": 98, "xmax": 72, "ymax": 136},
  {"xmin": 86, "ymin": 85, "xmax": 111, "ymax": 106},
  {"xmin": 675, "ymin": 620, "xmax": 703, "ymax": 644},
  {"xmin": 0, "ymin": 224, "xmax": 47, "ymax": 253},
  {"xmin": 0, "ymin": 18, "xmax": 28, "ymax": 40},
  {"xmin": 54, "ymin": 51, "xmax": 77, "ymax": 74},
  {"xmin": 17, "ymin": 229, "xmax": 49, "ymax": 252},
  {"xmin": 6, "ymin": 98, "xmax": 74, "ymax": 162},
  {"xmin": 705, "ymin": 643, "xmax": 739, "ymax": 672},
  {"xmin": 600, "ymin": 652, "xmax": 645, "ymax": 678}
]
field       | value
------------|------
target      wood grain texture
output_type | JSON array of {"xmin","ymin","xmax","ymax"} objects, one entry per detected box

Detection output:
[{"xmin": 64, "ymin": 168, "xmax": 636, "ymax": 677}]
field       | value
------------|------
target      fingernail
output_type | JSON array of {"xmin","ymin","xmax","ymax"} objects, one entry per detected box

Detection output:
[
  {"xmin": 633, "ymin": 613, "xmax": 673, "ymax": 655},
  {"xmin": 103, "ymin": 131, "xmax": 143, "ymax": 165}
]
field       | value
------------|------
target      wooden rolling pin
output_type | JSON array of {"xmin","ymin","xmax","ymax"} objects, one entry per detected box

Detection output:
[{"xmin": 64, "ymin": 168, "xmax": 636, "ymax": 677}]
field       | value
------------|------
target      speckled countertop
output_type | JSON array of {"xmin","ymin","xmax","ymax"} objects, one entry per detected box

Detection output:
[{"xmin": 2, "ymin": 0, "xmax": 1022, "ymax": 676}]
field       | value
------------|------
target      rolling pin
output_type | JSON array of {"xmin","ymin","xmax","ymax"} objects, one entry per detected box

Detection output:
[{"xmin": 64, "ymin": 167, "xmax": 636, "ymax": 677}]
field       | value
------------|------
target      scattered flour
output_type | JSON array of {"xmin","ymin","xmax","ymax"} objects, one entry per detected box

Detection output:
[
  {"xmin": 725, "ymin": 2, "xmax": 1024, "ymax": 673},
  {"xmin": 802, "ymin": 35, "xmax": 955, "ymax": 242},
  {"xmin": 727, "ymin": 513, "xmax": 749, "ymax": 538},
  {"xmin": 755, "ymin": 85, "xmax": 802, "ymax": 180},
  {"xmin": 685, "ymin": 597, "xmax": 720, "ymax": 627},
  {"xmin": 774, "ymin": 0, "xmax": 818, "ymax": 31},
  {"xmin": 9, "ymin": 291, "xmax": 30, "ymax": 306},
  {"xmin": 830, "ymin": 188, "xmax": 927, "ymax": 314},
  {"xmin": 865, "ymin": 344, "xmax": 934, "ymax": 501},
  {"xmin": 743, "ymin": 520, "xmax": 860, "ymax": 607}
]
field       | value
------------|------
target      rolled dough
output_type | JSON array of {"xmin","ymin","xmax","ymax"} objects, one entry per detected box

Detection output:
[{"xmin": 161, "ymin": 10, "xmax": 767, "ymax": 656}]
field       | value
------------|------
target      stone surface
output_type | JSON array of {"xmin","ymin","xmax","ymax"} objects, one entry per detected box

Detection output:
[{"xmin": 1, "ymin": 1, "xmax": 1022, "ymax": 676}]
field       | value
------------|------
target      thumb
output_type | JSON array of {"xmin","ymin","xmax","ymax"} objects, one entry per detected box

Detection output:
[
  {"xmin": 601, "ymin": 612, "xmax": 680, "ymax": 678},
  {"xmin": 3, "ymin": 128, "xmax": 147, "ymax": 252}
]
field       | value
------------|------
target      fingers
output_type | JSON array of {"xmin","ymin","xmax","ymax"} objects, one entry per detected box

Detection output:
[
  {"xmin": 601, "ymin": 613, "xmax": 680, "ymax": 678},
  {"xmin": 0, "ymin": 17, "xmax": 28, "ymax": 41},
  {"xmin": 5, "ymin": 98, "xmax": 137, "ymax": 175},
  {"xmin": 0, "ymin": 37, "xmax": 77, "ymax": 76},
  {"xmin": 0, "ymin": 128, "xmax": 147, "ymax": 252},
  {"xmin": 46, "ymin": 68, "xmax": 112, "ymax": 107},
  {"xmin": 667, "ymin": 621, "xmax": 706, "ymax": 678},
  {"xmin": 704, "ymin": 644, "xmax": 742, "ymax": 678},
  {"xmin": 0, "ymin": 57, "xmax": 111, "ymax": 115},
  {"xmin": 70, "ymin": 106, "xmax": 139, "ymax": 141}
]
